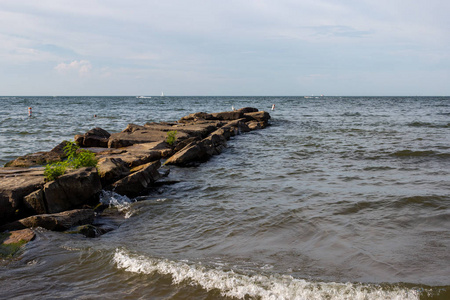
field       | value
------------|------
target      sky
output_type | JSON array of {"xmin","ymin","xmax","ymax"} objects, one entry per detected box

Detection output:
[{"xmin": 0, "ymin": 0, "xmax": 449, "ymax": 96}]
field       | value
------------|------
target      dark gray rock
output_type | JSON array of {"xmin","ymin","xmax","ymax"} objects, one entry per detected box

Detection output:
[{"xmin": 75, "ymin": 127, "xmax": 111, "ymax": 148}]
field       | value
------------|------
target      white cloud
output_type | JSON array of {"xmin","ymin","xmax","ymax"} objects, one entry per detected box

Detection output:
[
  {"xmin": 54, "ymin": 60, "xmax": 92, "ymax": 76},
  {"xmin": 1, "ymin": 0, "xmax": 449, "ymax": 95}
]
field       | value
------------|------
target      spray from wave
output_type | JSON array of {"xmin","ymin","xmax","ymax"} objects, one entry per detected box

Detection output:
[
  {"xmin": 99, "ymin": 190, "xmax": 135, "ymax": 218},
  {"xmin": 113, "ymin": 248, "xmax": 421, "ymax": 300}
]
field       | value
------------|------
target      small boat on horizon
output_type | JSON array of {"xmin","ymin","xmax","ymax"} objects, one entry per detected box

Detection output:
[{"xmin": 136, "ymin": 96, "xmax": 152, "ymax": 99}]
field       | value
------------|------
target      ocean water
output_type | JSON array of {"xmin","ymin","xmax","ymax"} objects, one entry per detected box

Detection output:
[{"xmin": 0, "ymin": 96, "xmax": 449, "ymax": 299}]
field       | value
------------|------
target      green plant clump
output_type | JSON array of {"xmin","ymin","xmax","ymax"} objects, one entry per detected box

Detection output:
[
  {"xmin": 44, "ymin": 140, "xmax": 98, "ymax": 182},
  {"xmin": 166, "ymin": 130, "xmax": 177, "ymax": 146},
  {"xmin": 44, "ymin": 162, "xmax": 67, "ymax": 181}
]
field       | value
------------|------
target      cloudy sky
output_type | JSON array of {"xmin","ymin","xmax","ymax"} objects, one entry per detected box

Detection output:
[{"xmin": 0, "ymin": 0, "xmax": 449, "ymax": 96}]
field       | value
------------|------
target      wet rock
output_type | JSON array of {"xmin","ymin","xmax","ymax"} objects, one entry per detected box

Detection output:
[
  {"xmin": 74, "ymin": 127, "xmax": 111, "ymax": 148},
  {"xmin": 0, "ymin": 229, "xmax": 35, "ymax": 257},
  {"xmin": 69, "ymin": 224, "xmax": 98, "ymax": 238},
  {"xmin": 69, "ymin": 223, "xmax": 116, "ymax": 238},
  {"xmin": 0, "ymin": 209, "xmax": 95, "ymax": 232},
  {"xmin": 112, "ymin": 161, "xmax": 162, "ymax": 197},
  {"xmin": 2, "ymin": 228, "xmax": 35, "ymax": 244}
]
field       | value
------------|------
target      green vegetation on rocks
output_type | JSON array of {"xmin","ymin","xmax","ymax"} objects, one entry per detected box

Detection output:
[
  {"xmin": 166, "ymin": 130, "xmax": 177, "ymax": 146},
  {"xmin": 44, "ymin": 141, "xmax": 98, "ymax": 182}
]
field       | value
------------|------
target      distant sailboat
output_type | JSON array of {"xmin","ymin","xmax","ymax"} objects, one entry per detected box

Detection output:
[{"xmin": 161, "ymin": 92, "xmax": 164, "ymax": 97}]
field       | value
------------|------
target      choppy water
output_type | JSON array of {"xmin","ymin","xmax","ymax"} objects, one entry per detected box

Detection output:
[{"xmin": 1, "ymin": 96, "xmax": 449, "ymax": 299}]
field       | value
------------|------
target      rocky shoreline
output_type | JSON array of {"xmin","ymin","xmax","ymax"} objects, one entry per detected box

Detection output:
[{"xmin": 0, "ymin": 107, "xmax": 270, "ymax": 256}]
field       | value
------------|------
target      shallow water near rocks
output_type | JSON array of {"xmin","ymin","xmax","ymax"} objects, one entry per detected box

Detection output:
[{"xmin": 1, "ymin": 96, "xmax": 449, "ymax": 299}]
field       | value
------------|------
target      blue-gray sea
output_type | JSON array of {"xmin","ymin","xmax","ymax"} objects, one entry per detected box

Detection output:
[{"xmin": 0, "ymin": 96, "xmax": 449, "ymax": 299}]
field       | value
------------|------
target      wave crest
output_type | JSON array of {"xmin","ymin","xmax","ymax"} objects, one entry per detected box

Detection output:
[{"xmin": 113, "ymin": 248, "xmax": 421, "ymax": 300}]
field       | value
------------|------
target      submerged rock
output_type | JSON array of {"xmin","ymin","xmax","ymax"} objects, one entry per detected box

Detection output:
[{"xmin": 0, "ymin": 229, "xmax": 35, "ymax": 257}]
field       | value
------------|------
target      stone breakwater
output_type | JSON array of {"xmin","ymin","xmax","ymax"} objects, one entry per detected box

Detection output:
[{"xmin": 0, "ymin": 108, "xmax": 270, "ymax": 246}]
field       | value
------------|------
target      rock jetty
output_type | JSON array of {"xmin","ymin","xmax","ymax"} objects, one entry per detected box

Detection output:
[{"xmin": 0, "ymin": 107, "xmax": 270, "ymax": 245}]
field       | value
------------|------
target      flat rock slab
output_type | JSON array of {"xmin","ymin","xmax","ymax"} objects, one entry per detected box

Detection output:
[
  {"xmin": 97, "ymin": 142, "xmax": 168, "ymax": 167},
  {"xmin": 2, "ymin": 228, "xmax": 35, "ymax": 244},
  {"xmin": 0, "ymin": 209, "xmax": 95, "ymax": 232}
]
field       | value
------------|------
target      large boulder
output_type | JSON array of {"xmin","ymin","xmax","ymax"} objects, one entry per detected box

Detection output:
[
  {"xmin": 96, "ymin": 157, "xmax": 130, "ymax": 186},
  {"xmin": 0, "ymin": 209, "xmax": 95, "ymax": 232},
  {"xmin": 112, "ymin": 161, "xmax": 162, "ymax": 197},
  {"xmin": 164, "ymin": 127, "xmax": 230, "ymax": 166},
  {"xmin": 0, "ymin": 169, "xmax": 45, "ymax": 225},
  {"xmin": 237, "ymin": 107, "xmax": 258, "ymax": 113},
  {"xmin": 244, "ymin": 111, "xmax": 271, "ymax": 124},
  {"xmin": 164, "ymin": 142, "xmax": 207, "ymax": 166},
  {"xmin": 43, "ymin": 167, "xmax": 102, "ymax": 213},
  {"xmin": 75, "ymin": 127, "xmax": 111, "ymax": 148}
]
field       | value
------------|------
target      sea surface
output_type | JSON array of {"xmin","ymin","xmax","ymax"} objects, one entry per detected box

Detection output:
[{"xmin": 0, "ymin": 96, "xmax": 449, "ymax": 299}]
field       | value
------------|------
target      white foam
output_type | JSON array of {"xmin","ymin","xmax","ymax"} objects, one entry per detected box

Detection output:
[
  {"xmin": 113, "ymin": 249, "xmax": 420, "ymax": 300},
  {"xmin": 100, "ymin": 190, "xmax": 135, "ymax": 217}
]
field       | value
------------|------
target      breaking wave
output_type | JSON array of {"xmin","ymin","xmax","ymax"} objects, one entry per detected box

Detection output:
[
  {"xmin": 113, "ymin": 248, "xmax": 422, "ymax": 300},
  {"xmin": 99, "ymin": 190, "xmax": 135, "ymax": 218}
]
